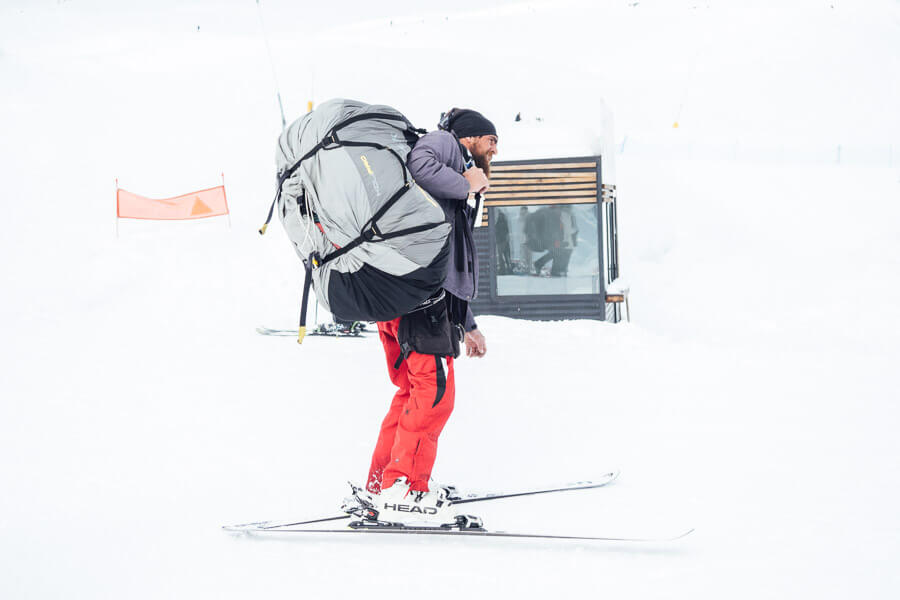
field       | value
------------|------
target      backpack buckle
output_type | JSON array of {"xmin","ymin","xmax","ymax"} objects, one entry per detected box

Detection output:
[{"xmin": 361, "ymin": 223, "xmax": 380, "ymax": 242}]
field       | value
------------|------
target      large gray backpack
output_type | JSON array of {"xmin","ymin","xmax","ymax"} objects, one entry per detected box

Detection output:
[{"xmin": 260, "ymin": 99, "xmax": 451, "ymax": 341}]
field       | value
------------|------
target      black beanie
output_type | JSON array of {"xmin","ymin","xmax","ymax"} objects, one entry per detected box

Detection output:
[{"xmin": 448, "ymin": 109, "xmax": 497, "ymax": 139}]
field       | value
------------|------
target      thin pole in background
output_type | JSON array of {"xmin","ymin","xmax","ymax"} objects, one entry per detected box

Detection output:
[
  {"xmin": 255, "ymin": 0, "xmax": 287, "ymax": 130},
  {"xmin": 221, "ymin": 172, "xmax": 232, "ymax": 230},
  {"xmin": 115, "ymin": 178, "xmax": 120, "ymax": 239}
]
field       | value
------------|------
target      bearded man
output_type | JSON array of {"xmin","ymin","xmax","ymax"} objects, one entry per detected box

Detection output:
[{"xmin": 346, "ymin": 109, "xmax": 498, "ymax": 527}]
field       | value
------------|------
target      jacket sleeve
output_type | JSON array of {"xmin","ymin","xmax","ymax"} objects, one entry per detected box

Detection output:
[
  {"xmin": 465, "ymin": 306, "xmax": 477, "ymax": 332},
  {"xmin": 408, "ymin": 132, "xmax": 470, "ymax": 200}
]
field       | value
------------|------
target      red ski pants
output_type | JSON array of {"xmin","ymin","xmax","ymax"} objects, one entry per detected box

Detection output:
[{"xmin": 366, "ymin": 317, "xmax": 455, "ymax": 493}]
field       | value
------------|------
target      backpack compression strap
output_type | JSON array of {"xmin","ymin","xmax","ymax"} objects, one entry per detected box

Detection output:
[{"xmin": 259, "ymin": 113, "xmax": 425, "ymax": 234}]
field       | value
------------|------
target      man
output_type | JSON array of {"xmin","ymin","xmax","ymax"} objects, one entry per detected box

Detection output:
[
  {"xmin": 532, "ymin": 206, "xmax": 564, "ymax": 276},
  {"xmin": 495, "ymin": 211, "xmax": 512, "ymax": 275},
  {"xmin": 347, "ymin": 108, "xmax": 498, "ymax": 526},
  {"xmin": 513, "ymin": 206, "xmax": 531, "ymax": 273},
  {"xmin": 555, "ymin": 205, "xmax": 578, "ymax": 276}
]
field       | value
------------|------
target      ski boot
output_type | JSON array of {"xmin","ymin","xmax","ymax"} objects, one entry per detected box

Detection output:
[{"xmin": 343, "ymin": 478, "xmax": 482, "ymax": 530}]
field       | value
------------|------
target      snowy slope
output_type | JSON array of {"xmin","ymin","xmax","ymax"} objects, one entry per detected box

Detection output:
[{"xmin": 1, "ymin": 1, "xmax": 899, "ymax": 599}]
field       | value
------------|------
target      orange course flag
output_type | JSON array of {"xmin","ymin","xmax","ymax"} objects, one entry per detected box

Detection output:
[{"xmin": 117, "ymin": 185, "xmax": 229, "ymax": 220}]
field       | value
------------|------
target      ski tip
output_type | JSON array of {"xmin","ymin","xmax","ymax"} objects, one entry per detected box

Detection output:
[
  {"xmin": 222, "ymin": 520, "xmax": 271, "ymax": 532},
  {"xmin": 597, "ymin": 527, "xmax": 695, "ymax": 543},
  {"xmin": 640, "ymin": 528, "xmax": 694, "ymax": 542}
]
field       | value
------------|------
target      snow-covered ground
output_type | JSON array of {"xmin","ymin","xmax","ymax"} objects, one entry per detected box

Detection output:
[{"xmin": 1, "ymin": 1, "xmax": 898, "ymax": 598}]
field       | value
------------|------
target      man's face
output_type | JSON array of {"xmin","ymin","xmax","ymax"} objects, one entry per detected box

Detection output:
[
  {"xmin": 473, "ymin": 135, "xmax": 499, "ymax": 163},
  {"xmin": 470, "ymin": 134, "xmax": 498, "ymax": 177}
]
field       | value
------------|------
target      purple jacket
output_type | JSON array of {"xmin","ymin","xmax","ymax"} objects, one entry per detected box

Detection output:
[{"xmin": 407, "ymin": 130, "xmax": 479, "ymax": 331}]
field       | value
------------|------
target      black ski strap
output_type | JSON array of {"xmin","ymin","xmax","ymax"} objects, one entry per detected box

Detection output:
[
  {"xmin": 393, "ymin": 342, "xmax": 413, "ymax": 370},
  {"xmin": 259, "ymin": 171, "xmax": 291, "ymax": 235},
  {"xmin": 296, "ymin": 252, "xmax": 320, "ymax": 344}
]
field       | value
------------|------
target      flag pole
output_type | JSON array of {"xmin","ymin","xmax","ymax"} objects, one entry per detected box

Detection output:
[
  {"xmin": 115, "ymin": 178, "xmax": 120, "ymax": 239},
  {"xmin": 221, "ymin": 172, "xmax": 232, "ymax": 230}
]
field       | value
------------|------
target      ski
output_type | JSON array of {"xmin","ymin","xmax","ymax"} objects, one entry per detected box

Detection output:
[
  {"xmin": 223, "ymin": 471, "xmax": 619, "ymax": 532},
  {"xmin": 224, "ymin": 522, "xmax": 694, "ymax": 543},
  {"xmin": 224, "ymin": 514, "xmax": 350, "ymax": 531},
  {"xmin": 256, "ymin": 325, "xmax": 370, "ymax": 337},
  {"xmin": 256, "ymin": 327, "xmax": 297, "ymax": 336}
]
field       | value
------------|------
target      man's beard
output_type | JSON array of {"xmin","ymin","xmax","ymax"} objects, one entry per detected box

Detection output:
[{"xmin": 472, "ymin": 149, "xmax": 492, "ymax": 178}]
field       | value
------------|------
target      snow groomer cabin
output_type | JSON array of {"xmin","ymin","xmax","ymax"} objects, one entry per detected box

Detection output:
[{"xmin": 470, "ymin": 112, "xmax": 625, "ymax": 323}]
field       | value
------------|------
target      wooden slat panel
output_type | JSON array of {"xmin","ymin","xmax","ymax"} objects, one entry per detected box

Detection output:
[
  {"xmin": 487, "ymin": 176, "xmax": 597, "ymax": 185},
  {"xmin": 488, "ymin": 190, "xmax": 598, "ymax": 199},
  {"xmin": 485, "ymin": 197, "xmax": 596, "ymax": 207},
  {"xmin": 491, "ymin": 171, "xmax": 596, "ymax": 179},
  {"xmin": 489, "ymin": 184, "xmax": 597, "ymax": 193},
  {"xmin": 491, "ymin": 162, "xmax": 597, "ymax": 172}
]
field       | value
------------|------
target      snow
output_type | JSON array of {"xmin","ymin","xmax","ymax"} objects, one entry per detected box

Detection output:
[{"xmin": 1, "ymin": 1, "xmax": 899, "ymax": 598}]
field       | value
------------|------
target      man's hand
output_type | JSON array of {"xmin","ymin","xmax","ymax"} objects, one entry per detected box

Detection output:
[
  {"xmin": 463, "ymin": 166, "xmax": 489, "ymax": 194},
  {"xmin": 464, "ymin": 329, "xmax": 487, "ymax": 358}
]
